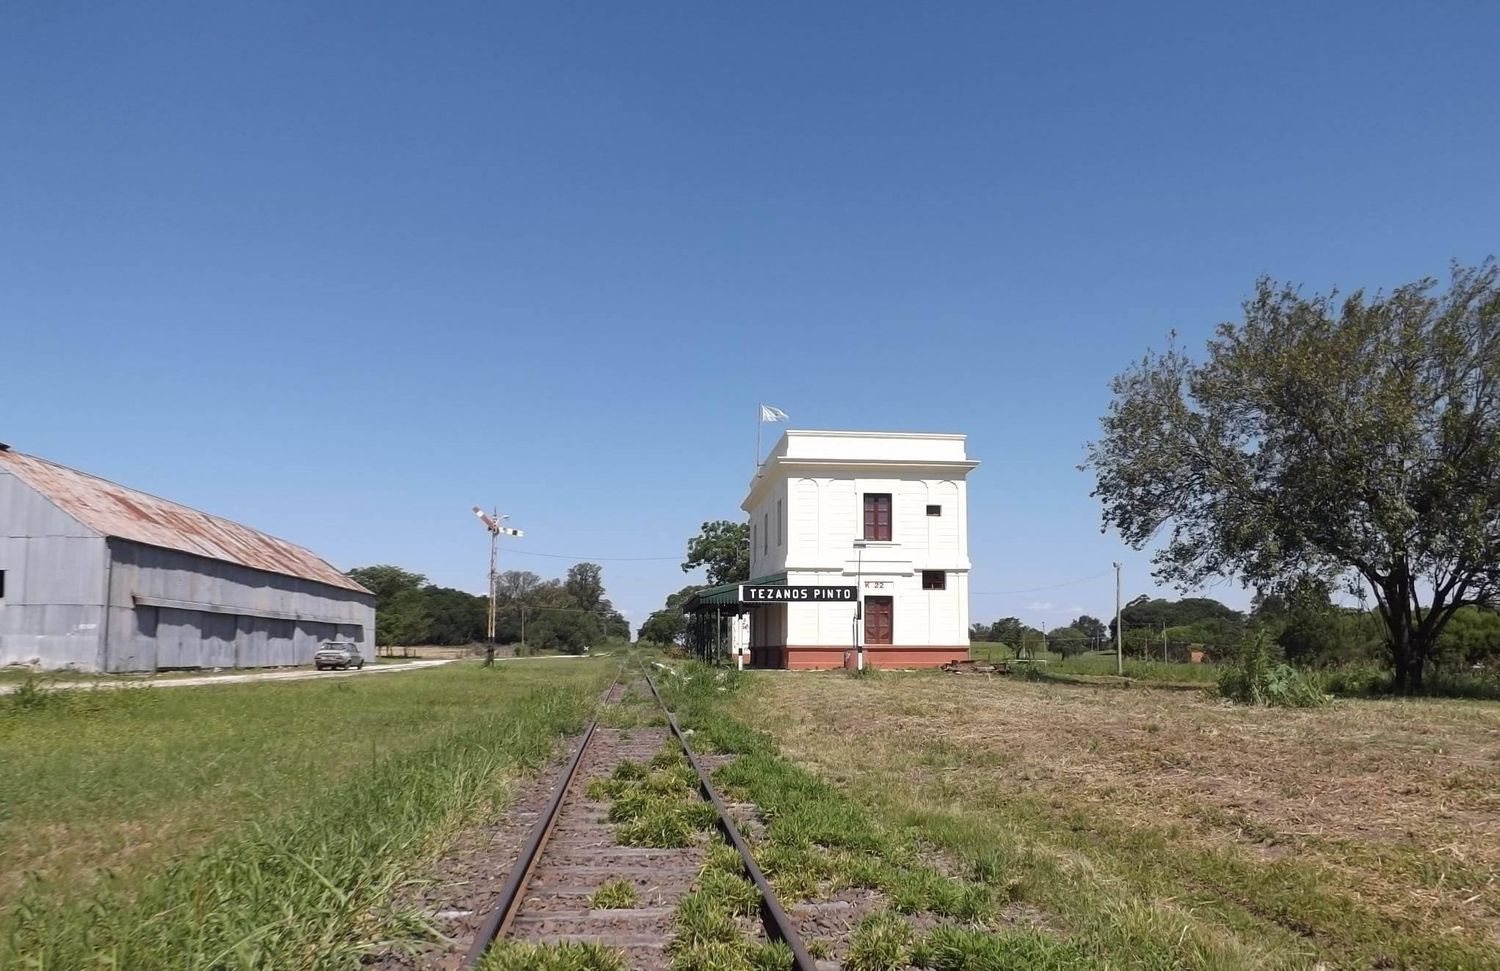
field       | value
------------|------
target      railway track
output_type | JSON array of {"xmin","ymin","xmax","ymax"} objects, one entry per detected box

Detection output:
[{"xmin": 459, "ymin": 670, "xmax": 816, "ymax": 971}]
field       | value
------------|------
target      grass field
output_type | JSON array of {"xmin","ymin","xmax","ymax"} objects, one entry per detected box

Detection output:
[
  {"xmin": 0, "ymin": 657, "xmax": 614, "ymax": 970},
  {"xmin": 970, "ymin": 643, "xmax": 1222, "ymax": 685},
  {"xmin": 706, "ymin": 668, "xmax": 1500, "ymax": 970}
]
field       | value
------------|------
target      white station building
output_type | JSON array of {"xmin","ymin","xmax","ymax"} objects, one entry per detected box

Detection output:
[{"xmin": 712, "ymin": 429, "xmax": 979, "ymax": 669}]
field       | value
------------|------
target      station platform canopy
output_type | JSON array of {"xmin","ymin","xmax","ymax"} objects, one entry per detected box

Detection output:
[
  {"xmin": 678, "ymin": 573, "xmax": 785, "ymax": 664},
  {"xmin": 678, "ymin": 573, "xmax": 786, "ymax": 614}
]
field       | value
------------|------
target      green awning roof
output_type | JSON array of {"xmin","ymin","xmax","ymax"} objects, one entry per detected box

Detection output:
[{"xmin": 680, "ymin": 573, "xmax": 786, "ymax": 612}]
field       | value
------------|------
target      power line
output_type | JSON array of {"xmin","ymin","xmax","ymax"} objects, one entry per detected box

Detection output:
[
  {"xmin": 504, "ymin": 553, "xmax": 1115, "ymax": 594},
  {"xmin": 503, "ymin": 549, "xmax": 683, "ymax": 562},
  {"xmin": 970, "ymin": 570, "xmax": 1113, "ymax": 596}
]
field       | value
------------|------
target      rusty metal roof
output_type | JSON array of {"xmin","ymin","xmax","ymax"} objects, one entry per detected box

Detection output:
[{"xmin": 0, "ymin": 450, "xmax": 372, "ymax": 595}]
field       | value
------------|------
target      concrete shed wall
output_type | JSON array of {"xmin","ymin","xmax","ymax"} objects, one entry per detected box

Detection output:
[
  {"xmin": 0, "ymin": 469, "xmax": 107, "ymax": 669},
  {"xmin": 103, "ymin": 540, "xmax": 376, "ymax": 672}
]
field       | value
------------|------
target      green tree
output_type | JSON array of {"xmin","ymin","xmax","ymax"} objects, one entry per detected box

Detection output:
[
  {"xmin": 346, "ymin": 565, "xmax": 426, "ymax": 602},
  {"xmin": 638, "ymin": 585, "xmax": 705, "ymax": 645},
  {"xmin": 528, "ymin": 608, "xmax": 600, "ymax": 654},
  {"xmin": 1249, "ymin": 578, "xmax": 1361, "ymax": 665},
  {"xmin": 1072, "ymin": 615, "xmax": 1108, "ymax": 643},
  {"xmin": 638, "ymin": 610, "xmax": 686, "ymax": 645},
  {"xmin": 1087, "ymin": 262, "xmax": 1500, "ymax": 692},
  {"xmin": 683, "ymin": 520, "xmax": 750, "ymax": 586},
  {"xmin": 989, "ymin": 617, "xmax": 1024, "ymax": 647},
  {"xmin": 597, "ymin": 606, "xmax": 631, "ymax": 641},
  {"xmin": 565, "ymin": 562, "xmax": 605, "ymax": 613},
  {"xmin": 564, "ymin": 562, "xmax": 633, "ymax": 641},
  {"xmin": 347, "ymin": 565, "xmax": 429, "ymax": 647},
  {"xmin": 420, "ymin": 587, "xmax": 487, "ymax": 645},
  {"xmin": 1436, "ymin": 606, "xmax": 1500, "ymax": 668},
  {"xmin": 1114, "ymin": 597, "xmax": 1243, "ymax": 637},
  {"xmin": 495, "ymin": 570, "xmax": 544, "ymax": 604},
  {"xmin": 381, "ymin": 588, "xmax": 432, "ymax": 647},
  {"xmin": 1049, "ymin": 627, "xmax": 1089, "ymax": 657}
]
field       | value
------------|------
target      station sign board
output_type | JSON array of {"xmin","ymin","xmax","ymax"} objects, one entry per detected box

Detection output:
[{"xmin": 738, "ymin": 585, "xmax": 857, "ymax": 603}]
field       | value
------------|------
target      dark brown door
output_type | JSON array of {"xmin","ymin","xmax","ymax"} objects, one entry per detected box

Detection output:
[{"xmin": 864, "ymin": 596, "xmax": 893, "ymax": 645}]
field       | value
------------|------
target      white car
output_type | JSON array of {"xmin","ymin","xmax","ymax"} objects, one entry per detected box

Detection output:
[{"xmin": 314, "ymin": 642, "xmax": 365, "ymax": 671}]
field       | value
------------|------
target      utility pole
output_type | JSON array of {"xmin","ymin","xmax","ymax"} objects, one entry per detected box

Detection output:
[
  {"xmin": 1114, "ymin": 562, "xmax": 1123, "ymax": 676},
  {"xmin": 853, "ymin": 540, "xmax": 867, "ymax": 671},
  {"xmin": 1163, "ymin": 620, "xmax": 1168, "ymax": 663}
]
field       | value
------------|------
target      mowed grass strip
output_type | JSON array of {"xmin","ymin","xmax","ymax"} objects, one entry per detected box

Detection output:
[
  {"xmin": 673, "ymin": 666, "xmax": 1500, "ymax": 971},
  {"xmin": 0, "ymin": 658, "xmax": 614, "ymax": 970},
  {"xmin": 968, "ymin": 644, "xmax": 1222, "ymax": 685}
]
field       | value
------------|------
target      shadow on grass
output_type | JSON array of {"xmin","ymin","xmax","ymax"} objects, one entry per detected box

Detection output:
[{"xmin": 1020, "ymin": 668, "xmax": 1216, "ymax": 693}]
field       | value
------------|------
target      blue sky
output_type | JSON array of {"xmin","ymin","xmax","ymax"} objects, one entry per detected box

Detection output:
[{"xmin": 4, "ymin": 2, "xmax": 1497, "ymax": 630}]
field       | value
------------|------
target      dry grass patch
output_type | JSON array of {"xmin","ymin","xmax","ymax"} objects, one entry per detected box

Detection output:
[{"xmin": 731, "ymin": 670, "xmax": 1500, "ymax": 968}]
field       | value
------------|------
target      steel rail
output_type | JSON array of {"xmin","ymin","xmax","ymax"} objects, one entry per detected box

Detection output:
[
  {"xmin": 644, "ymin": 673, "xmax": 818, "ymax": 971},
  {"xmin": 462, "ymin": 667, "xmax": 814, "ymax": 971},
  {"xmin": 459, "ymin": 672, "xmax": 619, "ymax": 969}
]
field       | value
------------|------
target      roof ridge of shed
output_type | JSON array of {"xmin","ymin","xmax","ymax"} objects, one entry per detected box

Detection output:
[{"xmin": 0, "ymin": 449, "xmax": 372, "ymax": 595}]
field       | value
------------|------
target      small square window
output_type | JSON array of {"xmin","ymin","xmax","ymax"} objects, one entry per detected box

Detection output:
[
  {"xmin": 926, "ymin": 505, "xmax": 941, "ymax": 516},
  {"xmin": 922, "ymin": 570, "xmax": 945, "ymax": 590}
]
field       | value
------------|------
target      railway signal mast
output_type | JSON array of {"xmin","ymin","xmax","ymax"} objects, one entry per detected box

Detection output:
[{"xmin": 473, "ymin": 506, "xmax": 524, "ymax": 644}]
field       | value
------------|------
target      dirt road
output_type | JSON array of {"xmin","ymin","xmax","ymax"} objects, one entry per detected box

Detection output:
[
  {"xmin": 0, "ymin": 652, "xmax": 606, "ymax": 695},
  {"xmin": 0, "ymin": 658, "xmax": 457, "ymax": 693}
]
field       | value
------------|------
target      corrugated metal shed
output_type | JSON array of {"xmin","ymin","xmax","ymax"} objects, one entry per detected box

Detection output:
[{"xmin": 0, "ymin": 450, "xmax": 370, "ymax": 594}]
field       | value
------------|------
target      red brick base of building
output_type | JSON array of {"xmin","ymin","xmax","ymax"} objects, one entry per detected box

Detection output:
[{"xmin": 749, "ymin": 645, "xmax": 967, "ymax": 670}]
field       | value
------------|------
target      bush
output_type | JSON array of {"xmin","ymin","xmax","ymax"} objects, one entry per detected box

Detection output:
[
  {"xmin": 1313, "ymin": 661, "xmax": 1500, "ymax": 701},
  {"xmin": 1218, "ymin": 636, "xmax": 1328, "ymax": 708},
  {"xmin": 1421, "ymin": 666, "xmax": 1500, "ymax": 700},
  {"xmin": 1310, "ymin": 662, "xmax": 1391, "ymax": 697}
]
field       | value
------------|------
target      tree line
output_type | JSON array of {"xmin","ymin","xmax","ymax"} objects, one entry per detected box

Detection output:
[
  {"xmin": 970, "ymin": 614, "xmax": 1109, "ymax": 657},
  {"xmin": 347, "ymin": 562, "xmax": 631, "ymax": 654},
  {"xmin": 975, "ymin": 588, "xmax": 1500, "ymax": 672}
]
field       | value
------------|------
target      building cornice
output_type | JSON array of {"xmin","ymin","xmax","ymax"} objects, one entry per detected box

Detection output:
[
  {"xmin": 743, "ymin": 458, "xmax": 980, "ymax": 509},
  {"xmin": 777, "ymin": 428, "xmax": 968, "ymax": 441}
]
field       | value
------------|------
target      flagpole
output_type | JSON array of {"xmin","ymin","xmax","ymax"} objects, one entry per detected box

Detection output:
[
  {"xmin": 755, "ymin": 403, "xmax": 762, "ymax": 473},
  {"xmin": 751, "ymin": 405, "xmax": 760, "ymax": 593}
]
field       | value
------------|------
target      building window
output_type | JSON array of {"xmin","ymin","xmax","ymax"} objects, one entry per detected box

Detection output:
[
  {"xmin": 0, "ymin": 569, "xmax": 6, "ymax": 601},
  {"xmin": 927, "ymin": 504, "xmax": 941, "ymax": 516},
  {"xmin": 863, "ymin": 493, "xmax": 892, "ymax": 541},
  {"xmin": 922, "ymin": 570, "xmax": 946, "ymax": 590},
  {"xmin": 763, "ymin": 513, "xmax": 769, "ymax": 553},
  {"xmin": 777, "ymin": 499, "xmax": 783, "ymax": 547}
]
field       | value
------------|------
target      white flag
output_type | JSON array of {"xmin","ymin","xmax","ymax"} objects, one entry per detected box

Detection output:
[{"xmin": 760, "ymin": 404, "xmax": 789, "ymax": 422}]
